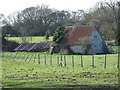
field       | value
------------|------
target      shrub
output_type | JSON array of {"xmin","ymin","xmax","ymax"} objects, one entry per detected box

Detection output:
[{"xmin": 2, "ymin": 40, "xmax": 19, "ymax": 52}]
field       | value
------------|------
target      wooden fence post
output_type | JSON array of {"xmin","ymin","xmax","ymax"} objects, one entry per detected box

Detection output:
[
  {"xmin": 104, "ymin": 54, "xmax": 107, "ymax": 68},
  {"xmin": 33, "ymin": 54, "xmax": 36, "ymax": 62},
  {"xmin": 81, "ymin": 55, "xmax": 83, "ymax": 67},
  {"xmin": 72, "ymin": 56, "xmax": 74, "ymax": 67},
  {"xmin": 60, "ymin": 55, "xmax": 62, "ymax": 62},
  {"xmin": 50, "ymin": 55, "xmax": 52, "ymax": 65},
  {"xmin": 57, "ymin": 56, "xmax": 59, "ymax": 66},
  {"xmin": 38, "ymin": 54, "xmax": 40, "ymax": 64},
  {"xmin": 44, "ymin": 55, "xmax": 46, "ymax": 65},
  {"xmin": 117, "ymin": 53, "xmax": 120, "ymax": 68},
  {"xmin": 64, "ymin": 56, "xmax": 66, "ymax": 67},
  {"xmin": 92, "ymin": 54, "xmax": 94, "ymax": 68}
]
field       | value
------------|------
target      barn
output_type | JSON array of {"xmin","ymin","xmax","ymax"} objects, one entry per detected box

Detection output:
[{"xmin": 56, "ymin": 26, "xmax": 109, "ymax": 54}]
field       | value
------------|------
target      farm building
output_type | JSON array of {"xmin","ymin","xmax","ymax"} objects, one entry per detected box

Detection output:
[
  {"xmin": 51, "ymin": 26, "xmax": 109, "ymax": 54},
  {"xmin": 14, "ymin": 41, "xmax": 53, "ymax": 52}
]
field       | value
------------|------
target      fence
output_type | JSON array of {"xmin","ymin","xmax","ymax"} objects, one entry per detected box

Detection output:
[{"xmin": 1, "ymin": 52, "xmax": 120, "ymax": 68}]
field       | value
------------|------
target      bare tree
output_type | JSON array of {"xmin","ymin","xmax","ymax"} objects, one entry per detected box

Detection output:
[
  {"xmin": 97, "ymin": 0, "xmax": 120, "ymax": 45},
  {"xmin": 117, "ymin": 1, "xmax": 120, "ymax": 45},
  {"xmin": 79, "ymin": 37, "xmax": 91, "ymax": 54}
]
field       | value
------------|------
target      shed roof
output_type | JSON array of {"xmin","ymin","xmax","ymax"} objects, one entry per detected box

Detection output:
[
  {"xmin": 14, "ymin": 41, "xmax": 52, "ymax": 52},
  {"xmin": 62, "ymin": 26, "xmax": 97, "ymax": 46}
]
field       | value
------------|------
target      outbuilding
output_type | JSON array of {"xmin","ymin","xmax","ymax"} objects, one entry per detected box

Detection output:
[
  {"xmin": 14, "ymin": 41, "xmax": 53, "ymax": 52},
  {"xmin": 57, "ymin": 26, "xmax": 109, "ymax": 54}
]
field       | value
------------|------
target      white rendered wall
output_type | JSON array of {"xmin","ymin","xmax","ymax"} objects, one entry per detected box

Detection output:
[
  {"xmin": 90, "ymin": 31, "xmax": 104, "ymax": 54},
  {"xmin": 70, "ymin": 46, "xmax": 85, "ymax": 54},
  {"xmin": 69, "ymin": 31, "xmax": 105, "ymax": 54}
]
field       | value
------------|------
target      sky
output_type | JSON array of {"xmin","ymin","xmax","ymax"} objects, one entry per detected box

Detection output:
[{"xmin": 0, "ymin": 0, "xmax": 102, "ymax": 16}]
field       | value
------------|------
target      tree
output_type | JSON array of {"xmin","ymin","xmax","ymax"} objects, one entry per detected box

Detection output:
[
  {"xmin": 6, "ymin": 5, "xmax": 86, "ymax": 37},
  {"xmin": 117, "ymin": 1, "xmax": 120, "ymax": 45},
  {"xmin": 0, "ymin": 14, "xmax": 5, "ymax": 26},
  {"xmin": 2, "ymin": 24, "xmax": 19, "ymax": 37},
  {"xmin": 0, "ymin": 14, "xmax": 7, "ymax": 49},
  {"xmin": 53, "ymin": 26, "xmax": 67, "ymax": 43},
  {"xmin": 97, "ymin": 0, "xmax": 120, "ymax": 44},
  {"xmin": 79, "ymin": 0, "xmax": 120, "ymax": 42}
]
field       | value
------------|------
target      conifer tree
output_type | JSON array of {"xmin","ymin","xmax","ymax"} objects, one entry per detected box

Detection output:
[{"xmin": 53, "ymin": 26, "xmax": 66, "ymax": 43}]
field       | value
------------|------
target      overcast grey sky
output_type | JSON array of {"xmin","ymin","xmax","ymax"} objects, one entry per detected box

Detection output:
[{"xmin": 0, "ymin": 0, "xmax": 103, "ymax": 16}]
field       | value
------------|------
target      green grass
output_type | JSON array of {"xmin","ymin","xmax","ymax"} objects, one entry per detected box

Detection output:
[
  {"xmin": 2, "ymin": 52, "xmax": 119, "ymax": 68},
  {"xmin": 5, "ymin": 36, "xmax": 53, "ymax": 43},
  {"xmin": 2, "ymin": 52, "xmax": 119, "ymax": 88}
]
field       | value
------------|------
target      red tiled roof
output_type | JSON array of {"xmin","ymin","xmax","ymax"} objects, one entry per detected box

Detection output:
[{"xmin": 62, "ymin": 26, "xmax": 97, "ymax": 46}]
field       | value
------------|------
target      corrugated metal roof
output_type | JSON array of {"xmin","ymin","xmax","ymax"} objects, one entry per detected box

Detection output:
[
  {"xmin": 62, "ymin": 26, "xmax": 97, "ymax": 46},
  {"xmin": 14, "ymin": 41, "xmax": 53, "ymax": 52},
  {"xmin": 14, "ymin": 43, "xmax": 27, "ymax": 51}
]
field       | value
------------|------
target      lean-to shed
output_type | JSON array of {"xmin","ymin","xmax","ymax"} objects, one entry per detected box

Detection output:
[{"xmin": 14, "ymin": 41, "xmax": 52, "ymax": 52}]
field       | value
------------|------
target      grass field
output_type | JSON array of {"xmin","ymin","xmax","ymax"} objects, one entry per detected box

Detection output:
[
  {"xmin": 2, "ymin": 36, "xmax": 119, "ymax": 89},
  {"xmin": 2, "ymin": 52, "xmax": 119, "ymax": 89},
  {"xmin": 5, "ymin": 36, "xmax": 53, "ymax": 43}
]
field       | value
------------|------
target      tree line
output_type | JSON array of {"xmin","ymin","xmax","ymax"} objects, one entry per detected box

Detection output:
[{"xmin": 0, "ymin": 0, "xmax": 120, "ymax": 45}]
